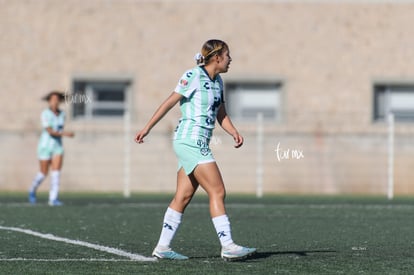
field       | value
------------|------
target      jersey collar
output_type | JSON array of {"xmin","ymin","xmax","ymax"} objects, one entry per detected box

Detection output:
[
  {"xmin": 199, "ymin": 66, "xmax": 218, "ymax": 82},
  {"xmin": 49, "ymin": 108, "xmax": 61, "ymax": 116}
]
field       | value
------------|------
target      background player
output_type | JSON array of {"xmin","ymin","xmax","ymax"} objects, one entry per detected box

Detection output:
[
  {"xmin": 135, "ymin": 39, "xmax": 256, "ymax": 261},
  {"xmin": 28, "ymin": 91, "xmax": 74, "ymax": 206}
]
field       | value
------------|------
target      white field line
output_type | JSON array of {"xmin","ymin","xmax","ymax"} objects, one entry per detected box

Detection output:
[
  {"xmin": 0, "ymin": 226, "xmax": 156, "ymax": 262},
  {"xmin": 0, "ymin": 258, "xmax": 140, "ymax": 262},
  {"xmin": 1, "ymin": 202, "xmax": 413, "ymax": 210},
  {"xmin": 87, "ymin": 203, "xmax": 414, "ymax": 210}
]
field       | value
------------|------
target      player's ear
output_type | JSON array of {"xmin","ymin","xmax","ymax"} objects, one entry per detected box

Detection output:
[{"xmin": 215, "ymin": 54, "xmax": 221, "ymax": 63}]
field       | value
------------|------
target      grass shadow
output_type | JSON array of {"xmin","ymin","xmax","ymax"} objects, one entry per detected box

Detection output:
[
  {"xmin": 251, "ymin": 249, "xmax": 337, "ymax": 260},
  {"xmin": 190, "ymin": 249, "xmax": 336, "ymax": 262}
]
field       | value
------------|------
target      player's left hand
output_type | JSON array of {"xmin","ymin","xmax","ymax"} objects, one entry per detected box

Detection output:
[{"xmin": 233, "ymin": 132, "xmax": 244, "ymax": 148}]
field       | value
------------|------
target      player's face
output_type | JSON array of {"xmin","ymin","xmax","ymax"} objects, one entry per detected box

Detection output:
[
  {"xmin": 48, "ymin": 94, "xmax": 60, "ymax": 111},
  {"xmin": 217, "ymin": 49, "xmax": 232, "ymax": 73}
]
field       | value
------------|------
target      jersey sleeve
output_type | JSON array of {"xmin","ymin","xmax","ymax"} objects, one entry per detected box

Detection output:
[
  {"xmin": 174, "ymin": 68, "xmax": 199, "ymax": 98},
  {"xmin": 41, "ymin": 110, "xmax": 52, "ymax": 128}
]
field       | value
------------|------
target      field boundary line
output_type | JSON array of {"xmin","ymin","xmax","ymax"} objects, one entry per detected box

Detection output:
[
  {"xmin": 0, "ymin": 226, "xmax": 156, "ymax": 262},
  {"xmin": 0, "ymin": 258, "xmax": 141, "ymax": 262},
  {"xmin": 1, "ymin": 202, "xmax": 413, "ymax": 210}
]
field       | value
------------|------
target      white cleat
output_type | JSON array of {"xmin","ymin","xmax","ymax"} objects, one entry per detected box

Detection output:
[
  {"xmin": 48, "ymin": 200, "xmax": 63, "ymax": 206},
  {"xmin": 221, "ymin": 243, "xmax": 257, "ymax": 261},
  {"xmin": 152, "ymin": 247, "xmax": 189, "ymax": 260}
]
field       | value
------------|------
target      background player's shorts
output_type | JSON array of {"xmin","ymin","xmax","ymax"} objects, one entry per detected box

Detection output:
[
  {"xmin": 173, "ymin": 138, "xmax": 215, "ymax": 175},
  {"xmin": 37, "ymin": 143, "xmax": 64, "ymax": 160}
]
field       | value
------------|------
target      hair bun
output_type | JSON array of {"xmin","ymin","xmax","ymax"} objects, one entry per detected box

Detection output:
[{"xmin": 194, "ymin": 52, "xmax": 204, "ymax": 65}]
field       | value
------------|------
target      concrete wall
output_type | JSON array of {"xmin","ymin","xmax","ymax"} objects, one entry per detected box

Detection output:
[{"xmin": 1, "ymin": 0, "xmax": 413, "ymax": 194}]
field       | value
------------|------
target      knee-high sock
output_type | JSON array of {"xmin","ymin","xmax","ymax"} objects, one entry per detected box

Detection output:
[
  {"xmin": 212, "ymin": 215, "xmax": 234, "ymax": 247},
  {"xmin": 29, "ymin": 172, "xmax": 45, "ymax": 193},
  {"xmin": 156, "ymin": 207, "xmax": 183, "ymax": 249},
  {"xmin": 49, "ymin": 170, "xmax": 61, "ymax": 202}
]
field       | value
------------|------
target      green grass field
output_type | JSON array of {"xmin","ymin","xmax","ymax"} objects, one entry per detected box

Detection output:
[{"xmin": 0, "ymin": 193, "xmax": 413, "ymax": 275}]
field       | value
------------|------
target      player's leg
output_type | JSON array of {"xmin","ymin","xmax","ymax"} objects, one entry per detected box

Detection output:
[
  {"xmin": 29, "ymin": 146, "xmax": 51, "ymax": 204},
  {"xmin": 169, "ymin": 169, "xmax": 199, "ymax": 213},
  {"xmin": 193, "ymin": 162, "xmax": 256, "ymax": 261},
  {"xmin": 193, "ymin": 162, "xmax": 229, "ymax": 240},
  {"xmin": 48, "ymin": 154, "xmax": 63, "ymax": 206},
  {"xmin": 152, "ymin": 168, "xmax": 198, "ymax": 260}
]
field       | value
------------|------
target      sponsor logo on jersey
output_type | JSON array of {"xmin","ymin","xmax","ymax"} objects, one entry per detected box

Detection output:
[{"xmin": 179, "ymin": 79, "xmax": 188, "ymax": 87}]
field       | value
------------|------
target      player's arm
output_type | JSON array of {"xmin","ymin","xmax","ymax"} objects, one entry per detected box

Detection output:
[
  {"xmin": 46, "ymin": 128, "xmax": 74, "ymax": 138},
  {"xmin": 135, "ymin": 92, "xmax": 183, "ymax": 143},
  {"xmin": 217, "ymin": 104, "xmax": 243, "ymax": 148}
]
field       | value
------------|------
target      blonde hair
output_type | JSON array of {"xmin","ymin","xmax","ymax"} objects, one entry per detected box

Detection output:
[{"xmin": 195, "ymin": 39, "xmax": 229, "ymax": 65}]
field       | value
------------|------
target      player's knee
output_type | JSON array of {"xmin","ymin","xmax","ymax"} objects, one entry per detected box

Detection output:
[
  {"xmin": 182, "ymin": 194, "xmax": 193, "ymax": 206},
  {"xmin": 40, "ymin": 168, "xmax": 49, "ymax": 176},
  {"xmin": 212, "ymin": 185, "xmax": 226, "ymax": 200},
  {"xmin": 173, "ymin": 192, "xmax": 193, "ymax": 207}
]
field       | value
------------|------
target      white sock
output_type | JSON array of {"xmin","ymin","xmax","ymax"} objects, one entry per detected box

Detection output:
[
  {"xmin": 212, "ymin": 215, "xmax": 233, "ymax": 247},
  {"xmin": 29, "ymin": 172, "xmax": 45, "ymax": 193},
  {"xmin": 156, "ymin": 207, "xmax": 183, "ymax": 249},
  {"xmin": 49, "ymin": 170, "xmax": 60, "ymax": 202}
]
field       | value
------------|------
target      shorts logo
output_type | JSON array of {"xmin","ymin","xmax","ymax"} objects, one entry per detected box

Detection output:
[
  {"xmin": 197, "ymin": 138, "xmax": 211, "ymax": 156},
  {"xmin": 200, "ymin": 148, "xmax": 211, "ymax": 156}
]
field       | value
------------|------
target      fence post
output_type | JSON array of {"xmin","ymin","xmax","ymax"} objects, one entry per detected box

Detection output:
[
  {"xmin": 387, "ymin": 112, "xmax": 394, "ymax": 200},
  {"xmin": 256, "ymin": 112, "xmax": 264, "ymax": 198},
  {"xmin": 123, "ymin": 109, "xmax": 131, "ymax": 198}
]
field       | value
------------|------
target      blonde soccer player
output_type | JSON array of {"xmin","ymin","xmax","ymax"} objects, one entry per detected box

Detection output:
[
  {"xmin": 28, "ymin": 91, "xmax": 74, "ymax": 206},
  {"xmin": 135, "ymin": 39, "xmax": 256, "ymax": 261}
]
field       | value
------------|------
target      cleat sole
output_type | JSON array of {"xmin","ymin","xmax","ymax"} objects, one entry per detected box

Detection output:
[{"xmin": 221, "ymin": 250, "xmax": 257, "ymax": 262}]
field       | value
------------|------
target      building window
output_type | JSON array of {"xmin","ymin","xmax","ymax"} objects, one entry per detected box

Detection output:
[
  {"xmin": 225, "ymin": 82, "xmax": 282, "ymax": 121},
  {"xmin": 374, "ymin": 84, "xmax": 414, "ymax": 122},
  {"xmin": 72, "ymin": 79, "xmax": 131, "ymax": 119}
]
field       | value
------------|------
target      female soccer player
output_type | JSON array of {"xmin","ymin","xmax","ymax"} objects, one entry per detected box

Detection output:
[
  {"xmin": 28, "ymin": 91, "xmax": 74, "ymax": 206},
  {"xmin": 135, "ymin": 39, "xmax": 256, "ymax": 261}
]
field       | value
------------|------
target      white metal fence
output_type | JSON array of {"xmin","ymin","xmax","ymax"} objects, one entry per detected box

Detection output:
[{"xmin": 0, "ymin": 113, "xmax": 412, "ymax": 197}]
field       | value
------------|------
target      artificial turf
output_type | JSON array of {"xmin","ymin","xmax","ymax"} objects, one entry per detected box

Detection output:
[{"xmin": 0, "ymin": 193, "xmax": 413, "ymax": 274}]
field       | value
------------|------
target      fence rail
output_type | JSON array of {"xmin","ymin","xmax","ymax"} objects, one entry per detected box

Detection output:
[{"xmin": 0, "ymin": 112, "xmax": 413, "ymax": 197}]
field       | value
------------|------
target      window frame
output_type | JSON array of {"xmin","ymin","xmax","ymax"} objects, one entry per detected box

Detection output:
[
  {"xmin": 71, "ymin": 75, "xmax": 133, "ymax": 121},
  {"xmin": 224, "ymin": 79, "xmax": 284, "ymax": 123},
  {"xmin": 373, "ymin": 81, "xmax": 414, "ymax": 123}
]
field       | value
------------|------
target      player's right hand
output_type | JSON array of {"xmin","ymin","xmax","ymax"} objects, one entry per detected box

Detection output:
[
  {"xmin": 65, "ymin": 131, "xmax": 75, "ymax": 138},
  {"xmin": 135, "ymin": 129, "xmax": 149, "ymax": 144}
]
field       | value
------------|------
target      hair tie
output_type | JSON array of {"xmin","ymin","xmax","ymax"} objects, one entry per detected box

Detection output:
[{"xmin": 194, "ymin": 52, "xmax": 204, "ymax": 65}]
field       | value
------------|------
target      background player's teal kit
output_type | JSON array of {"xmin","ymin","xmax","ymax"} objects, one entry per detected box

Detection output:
[{"xmin": 37, "ymin": 108, "xmax": 65, "ymax": 160}]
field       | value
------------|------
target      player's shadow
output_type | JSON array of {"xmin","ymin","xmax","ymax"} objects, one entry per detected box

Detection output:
[
  {"xmin": 251, "ymin": 249, "xmax": 336, "ymax": 260},
  {"xmin": 191, "ymin": 249, "xmax": 336, "ymax": 262},
  {"xmin": 193, "ymin": 249, "xmax": 336, "ymax": 261}
]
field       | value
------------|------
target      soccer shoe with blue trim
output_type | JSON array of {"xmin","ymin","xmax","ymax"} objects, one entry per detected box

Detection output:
[
  {"xmin": 152, "ymin": 247, "xmax": 189, "ymax": 260},
  {"xmin": 48, "ymin": 199, "xmax": 63, "ymax": 206},
  {"xmin": 221, "ymin": 243, "xmax": 257, "ymax": 261},
  {"xmin": 28, "ymin": 192, "xmax": 37, "ymax": 204}
]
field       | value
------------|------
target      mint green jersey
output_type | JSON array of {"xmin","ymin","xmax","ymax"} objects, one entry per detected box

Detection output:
[
  {"xmin": 38, "ymin": 108, "xmax": 65, "ymax": 149},
  {"xmin": 173, "ymin": 66, "xmax": 224, "ymax": 140}
]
